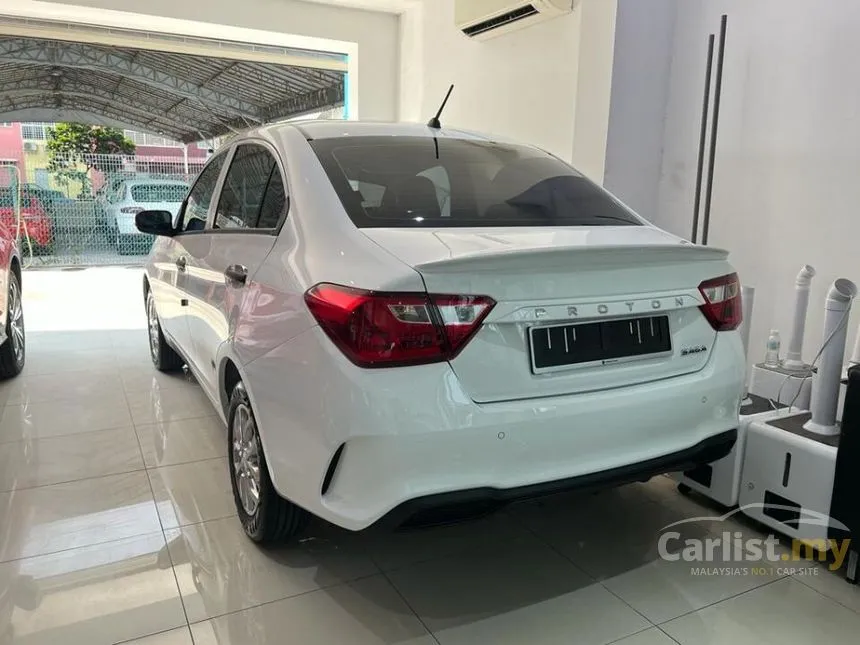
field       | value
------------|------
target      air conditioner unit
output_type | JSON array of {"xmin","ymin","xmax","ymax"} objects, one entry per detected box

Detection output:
[
  {"xmin": 456, "ymin": 0, "xmax": 573, "ymax": 40},
  {"xmin": 23, "ymin": 142, "xmax": 38, "ymax": 152}
]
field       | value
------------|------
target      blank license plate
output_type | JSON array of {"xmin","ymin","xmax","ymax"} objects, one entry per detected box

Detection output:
[{"xmin": 529, "ymin": 315, "xmax": 671, "ymax": 372}]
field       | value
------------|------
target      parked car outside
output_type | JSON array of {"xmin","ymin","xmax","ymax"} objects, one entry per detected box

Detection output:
[
  {"xmin": 20, "ymin": 184, "xmax": 72, "ymax": 211},
  {"xmin": 106, "ymin": 179, "xmax": 188, "ymax": 254},
  {"xmin": 0, "ymin": 219, "xmax": 24, "ymax": 378},
  {"xmin": 137, "ymin": 121, "xmax": 745, "ymax": 544},
  {"xmin": 0, "ymin": 188, "xmax": 54, "ymax": 255},
  {"xmin": 95, "ymin": 175, "xmax": 130, "ymax": 227}
]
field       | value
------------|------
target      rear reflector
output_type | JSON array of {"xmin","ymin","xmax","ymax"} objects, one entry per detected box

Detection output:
[
  {"xmin": 304, "ymin": 283, "xmax": 495, "ymax": 367},
  {"xmin": 698, "ymin": 273, "xmax": 742, "ymax": 331}
]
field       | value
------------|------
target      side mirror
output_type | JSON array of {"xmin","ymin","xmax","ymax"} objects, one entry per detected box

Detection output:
[{"xmin": 135, "ymin": 210, "xmax": 175, "ymax": 237}]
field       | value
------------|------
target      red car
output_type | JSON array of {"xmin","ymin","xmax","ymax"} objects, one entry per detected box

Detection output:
[{"xmin": 0, "ymin": 188, "xmax": 54, "ymax": 253}]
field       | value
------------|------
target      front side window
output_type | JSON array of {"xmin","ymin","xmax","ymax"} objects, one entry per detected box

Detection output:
[
  {"xmin": 215, "ymin": 144, "xmax": 286, "ymax": 230},
  {"xmin": 181, "ymin": 154, "xmax": 226, "ymax": 233},
  {"xmin": 310, "ymin": 136, "xmax": 643, "ymax": 228}
]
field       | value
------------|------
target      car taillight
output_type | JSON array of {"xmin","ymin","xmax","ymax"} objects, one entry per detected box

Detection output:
[
  {"xmin": 698, "ymin": 273, "xmax": 742, "ymax": 331},
  {"xmin": 304, "ymin": 283, "xmax": 495, "ymax": 367},
  {"xmin": 120, "ymin": 207, "xmax": 145, "ymax": 214}
]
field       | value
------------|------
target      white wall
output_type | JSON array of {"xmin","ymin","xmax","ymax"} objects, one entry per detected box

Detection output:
[
  {"xmin": 570, "ymin": 0, "xmax": 619, "ymax": 180},
  {"xmin": 398, "ymin": 0, "xmax": 617, "ymax": 177},
  {"xmin": 39, "ymin": 0, "xmax": 400, "ymax": 121},
  {"xmin": 651, "ymin": 0, "xmax": 860, "ymax": 365},
  {"xmin": 603, "ymin": 0, "xmax": 677, "ymax": 220}
]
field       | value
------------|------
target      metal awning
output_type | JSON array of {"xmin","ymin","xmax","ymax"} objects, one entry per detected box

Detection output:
[{"xmin": 0, "ymin": 34, "xmax": 345, "ymax": 142}]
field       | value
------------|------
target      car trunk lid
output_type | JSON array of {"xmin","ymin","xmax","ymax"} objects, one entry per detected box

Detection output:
[{"xmin": 361, "ymin": 226, "xmax": 734, "ymax": 403}]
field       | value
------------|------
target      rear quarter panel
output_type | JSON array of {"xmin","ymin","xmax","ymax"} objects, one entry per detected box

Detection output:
[
  {"xmin": 271, "ymin": 127, "xmax": 426, "ymax": 294},
  {"xmin": 225, "ymin": 127, "xmax": 431, "ymax": 392}
]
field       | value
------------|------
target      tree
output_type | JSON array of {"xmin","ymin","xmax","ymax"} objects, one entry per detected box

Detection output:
[{"xmin": 46, "ymin": 123, "xmax": 136, "ymax": 196}]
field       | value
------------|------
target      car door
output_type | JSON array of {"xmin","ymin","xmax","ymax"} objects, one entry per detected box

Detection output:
[
  {"xmin": 182, "ymin": 141, "xmax": 288, "ymax": 393},
  {"xmin": 148, "ymin": 153, "xmax": 228, "ymax": 360}
]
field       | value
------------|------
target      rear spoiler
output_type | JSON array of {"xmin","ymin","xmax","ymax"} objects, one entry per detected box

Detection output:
[{"xmin": 413, "ymin": 243, "xmax": 730, "ymax": 274}]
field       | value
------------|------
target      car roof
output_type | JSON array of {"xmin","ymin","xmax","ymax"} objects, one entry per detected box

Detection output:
[{"xmin": 251, "ymin": 120, "xmax": 503, "ymax": 142}]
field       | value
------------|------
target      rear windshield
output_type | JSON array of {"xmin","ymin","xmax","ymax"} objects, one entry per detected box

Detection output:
[
  {"xmin": 131, "ymin": 184, "xmax": 188, "ymax": 203},
  {"xmin": 0, "ymin": 189, "xmax": 41, "ymax": 208},
  {"xmin": 309, "ymin": 136, "xmax": 642, "ymax": 228}
]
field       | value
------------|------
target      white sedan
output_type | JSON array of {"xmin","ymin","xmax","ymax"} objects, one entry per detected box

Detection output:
[
  {"xmin": 106, "ymin": 179, "xmax": 188, "ymax": 254},
  {"xmin": 136, "ymin": 121, "xmax": 745, "ymax": 543}
]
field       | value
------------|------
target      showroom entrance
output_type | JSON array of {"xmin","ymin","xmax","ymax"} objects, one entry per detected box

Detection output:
[{"xmin": 0, "ymin": 18, "xmax": 347, "ymax": 266}]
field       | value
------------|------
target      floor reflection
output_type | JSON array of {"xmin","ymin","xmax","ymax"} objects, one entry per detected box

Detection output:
[{"xmin": 1, "ymin": 268, "xmax": 859, "ymax": 644}]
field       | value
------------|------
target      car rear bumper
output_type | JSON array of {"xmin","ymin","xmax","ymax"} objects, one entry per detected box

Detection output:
[
  {"xmin": 0, "ymin": 213, "xmax": 52, "ymax": 247},
  {"xmin": 245, "ymin": 326, "xmax": 745, "ymax": 531},
  {"xmin": 377, "ymin": 428, "xmax": 736, "ymax": 528},
  {"xmin": 22, "ymin": 217, "xmax": 52, "ymax": 247}
]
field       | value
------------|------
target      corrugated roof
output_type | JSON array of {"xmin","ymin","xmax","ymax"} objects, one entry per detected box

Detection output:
[{"xmin": 0, "ymin": 35, "xmax": 345, "ymax": 142}]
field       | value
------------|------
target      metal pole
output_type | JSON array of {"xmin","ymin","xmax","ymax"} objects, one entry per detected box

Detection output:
[
  {"xmin": 691, "ymin": 34, "xmax": 715, "ymax": 244},
  {"xmin": 701, "ymin": 14, "xmax": 727, "ymax": 246}
]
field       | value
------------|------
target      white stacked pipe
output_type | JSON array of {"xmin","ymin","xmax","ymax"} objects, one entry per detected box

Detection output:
[
  {"xmin": 739, "ymin": 285, "xmax": 755, "ymax": 402},
  {"xmin": 783, "ymin": 265, "xmax": 816, "ymax": 370},
  {"xmin": 804, "ymin": 278, "xmax": 858, "ymax": 435},
  {"xmin": 850, "ymin": 323, "xmax": 860, "ymax": 366}
]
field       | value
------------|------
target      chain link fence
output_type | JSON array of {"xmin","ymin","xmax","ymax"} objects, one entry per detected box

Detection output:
[
  {"xmin": 1, "ymin": 109, "xmax": 345, "ymax": 267},
  {"xmin": 0, "ymin": 151, "xmax": 206, "ymax": 267}
]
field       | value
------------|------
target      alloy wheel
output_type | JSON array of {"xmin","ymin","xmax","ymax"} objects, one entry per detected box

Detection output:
[
  {"xmin": 232, "ymin": 403, "xmax": 262, "ymax": 516},
  {"xmin": 147, "ymin": 298, "xmax": 160, "ymax": 362},
  {"xmin": 8, "ymin": 278, "xmax": 24, "ymax": 363}
]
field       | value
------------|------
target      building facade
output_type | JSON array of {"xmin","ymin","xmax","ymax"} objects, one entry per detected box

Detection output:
[{"xmin": 0, "ymin": 122, "xmax": 211, "ymax": 192}]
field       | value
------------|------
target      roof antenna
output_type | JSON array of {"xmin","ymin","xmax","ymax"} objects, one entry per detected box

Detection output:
[{"xmin": 427, "ymin": 84, "xmax": 454, "ymax": 129}]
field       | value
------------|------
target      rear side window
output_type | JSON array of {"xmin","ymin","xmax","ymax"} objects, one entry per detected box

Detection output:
[
  {"xmin": 0, "ymin": 190, "xmax": 41, "ymax": 210},
  {"xmin": 309, "ymin": 136, "xmax": 642, "ymax": 228},
  {"xmin": 258, "ymin": 169, "xmax": 288, "ymax": 228},
  {"xmin": 215, "ymin": 143, "xmax": 286, "ymax": 230},
  {"xmin": 131, "ymin": 184, "xmax": 188, "ymax": 203}
]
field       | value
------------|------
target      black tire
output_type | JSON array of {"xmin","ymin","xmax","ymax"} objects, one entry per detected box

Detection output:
[
  {"xmin": 30, "ymin": 242, "xmax": 54, "ymax": 257},
  {"xmin": 146, "ymin": 290, "xmax": 184, "ymax": 372},
  {"xmin": 0, "ymin": 270, "xmax": 25, "ymax": 378},
  {"xmin": 228, "ymin": 381, "xmax": 307, "ymax": 544}
]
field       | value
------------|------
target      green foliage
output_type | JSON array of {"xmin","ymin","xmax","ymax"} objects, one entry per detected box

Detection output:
[{"xmin": 46, "ymin": 123, "xmax": 136, "ymax": 196}]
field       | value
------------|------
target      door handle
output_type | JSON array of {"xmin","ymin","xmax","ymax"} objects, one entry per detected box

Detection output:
[
  {"xmin": 176, "ymin": 256, "xmax": 187, "ymax": 272},
  {"xmin": 225, "ymin": 264, "xmax": 248, "ymax": 285}
]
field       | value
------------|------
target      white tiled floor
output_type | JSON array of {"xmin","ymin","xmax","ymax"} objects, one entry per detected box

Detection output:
[{"xmin": 2, "ymin": 267, "xmax": 860, "ymax": 644}]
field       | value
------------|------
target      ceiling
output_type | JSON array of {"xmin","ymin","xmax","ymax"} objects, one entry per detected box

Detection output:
[
  {"xmin": 299, "ymin": 0, "xmax": 418, "ymax": 13},
  {"xmin": 0, "ymin": 35, "xmax": 345, "ymax": 142}
]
